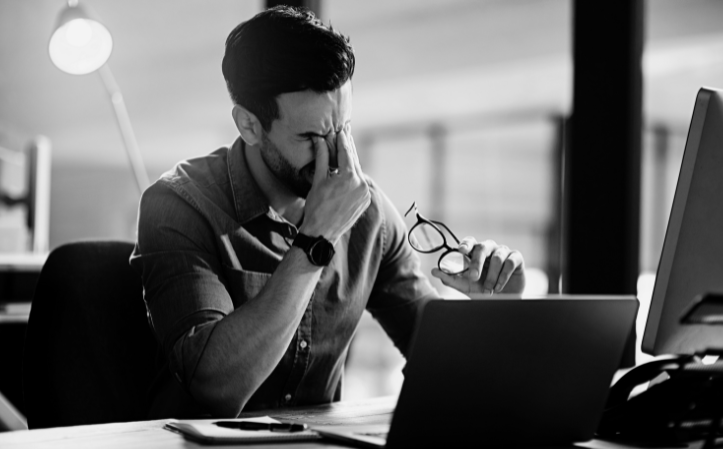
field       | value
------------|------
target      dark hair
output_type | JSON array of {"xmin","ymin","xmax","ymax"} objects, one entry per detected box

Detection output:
[{"xmin": 222, "ymin": 6, "xmax": 355, "ymax": 131}]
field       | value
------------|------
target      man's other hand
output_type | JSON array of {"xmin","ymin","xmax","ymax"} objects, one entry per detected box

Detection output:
[{"xmin": 431, "ymin": 238, "xmax": 526, "ymax": 295}]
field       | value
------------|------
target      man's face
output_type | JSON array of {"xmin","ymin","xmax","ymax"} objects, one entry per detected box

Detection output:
[{"xmin": 260, "ymin": 81, "xmax": 352, "ymax": 198}]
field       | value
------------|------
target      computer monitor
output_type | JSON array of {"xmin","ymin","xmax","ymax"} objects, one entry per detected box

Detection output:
[{"xmin": 642, "ymin": 87, "xmax": 723, "ymax": 356}]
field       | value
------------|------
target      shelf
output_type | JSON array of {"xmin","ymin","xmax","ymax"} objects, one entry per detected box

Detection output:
[{"xmin": 0, "ymin": 253, "xmax": 47, "ymax": 271}]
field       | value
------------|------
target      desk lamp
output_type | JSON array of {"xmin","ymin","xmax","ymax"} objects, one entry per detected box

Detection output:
[{"xmin": 48, "ymin": 0, "xmax": 150, "ymax": 193}]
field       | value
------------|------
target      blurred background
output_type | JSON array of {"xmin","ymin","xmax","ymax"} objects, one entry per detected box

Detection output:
[{"xmin": 1, "ymin": 0, "xmax": 723, "ymax": 408}]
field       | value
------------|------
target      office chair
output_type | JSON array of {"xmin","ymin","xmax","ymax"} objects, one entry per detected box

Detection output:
[{"xmin": 23, "ymin": 241, "xmax": 157, "ymax": 429}]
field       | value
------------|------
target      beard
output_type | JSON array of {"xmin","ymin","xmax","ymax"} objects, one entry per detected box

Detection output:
[{"xmin": 259, "ymin": 132, "xmax": 314, "ymax": 198}]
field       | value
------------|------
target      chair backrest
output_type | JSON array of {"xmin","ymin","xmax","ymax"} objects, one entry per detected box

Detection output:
[{"xmin": 23, "ymin": 241, "xmax": 157, "ymax": 429}]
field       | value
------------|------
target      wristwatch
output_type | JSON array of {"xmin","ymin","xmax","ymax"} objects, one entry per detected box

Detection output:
[{"xmin": 292, "ymin": 233, "xmax": 335, "ymax": 266}]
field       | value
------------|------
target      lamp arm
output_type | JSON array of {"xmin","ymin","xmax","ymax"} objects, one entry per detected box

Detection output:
[{"xmin": 98, "ymin": 64, "xmax": 151, "ymax": 194}]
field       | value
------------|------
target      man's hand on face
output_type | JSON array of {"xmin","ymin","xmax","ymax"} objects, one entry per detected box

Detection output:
[
  {"xmin": 431, "ymin": 238, "xmax": 526, "ymax": 295},
  {"xmin": 299, "ymin": 125, "xmax": 371, "ymax": 244}
]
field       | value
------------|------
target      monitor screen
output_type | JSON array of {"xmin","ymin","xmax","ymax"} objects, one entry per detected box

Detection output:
[{"xmin": 643, "ymin": 87, "xmax": 723, "ymax": 356}]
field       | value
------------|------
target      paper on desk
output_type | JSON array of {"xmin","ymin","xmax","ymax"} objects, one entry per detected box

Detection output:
[{"xmin": 164, "ymin": 416, "xmax": 321, "ymax": 444}]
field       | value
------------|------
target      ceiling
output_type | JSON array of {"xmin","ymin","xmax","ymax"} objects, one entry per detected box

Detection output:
[{"xmin": 1, "ymin": 0, "xmax": 723, "ymax": 170}]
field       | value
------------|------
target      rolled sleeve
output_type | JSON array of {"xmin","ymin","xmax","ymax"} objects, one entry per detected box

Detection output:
[{"xmin": 130, "ymin": 183, "xmax": 234, "ymax": 386}]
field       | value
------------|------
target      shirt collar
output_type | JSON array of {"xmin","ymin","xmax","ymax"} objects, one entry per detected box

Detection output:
[{"xmin": 227, "ymin": 137, "xmax": 271, "ymax": 224}]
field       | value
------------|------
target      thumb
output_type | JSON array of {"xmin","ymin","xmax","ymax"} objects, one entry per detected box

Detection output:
[{"xmin": 313, "ymin": 136, "xmax": 330, "ymax": 185}]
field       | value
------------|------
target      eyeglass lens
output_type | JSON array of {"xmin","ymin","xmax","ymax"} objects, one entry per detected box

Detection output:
[
  {"xmin": 409, "ymin": 222, "xmax": 445, "ymax": 252},
  {"xmin": 409, "ymin": 223, "xmax": 470, "ymax": 275},
  {"xmin": 406, "ymin": 202, "xmax": 471, "ymax": 275},
  {"xmin": 438, "ymin": 251, "xmax": 469, "ymax": 275}
]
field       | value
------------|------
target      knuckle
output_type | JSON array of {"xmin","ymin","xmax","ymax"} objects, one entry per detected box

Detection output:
[{"xmin": 461, "ymin": 236, "xmax": 477, "ymax": 246}]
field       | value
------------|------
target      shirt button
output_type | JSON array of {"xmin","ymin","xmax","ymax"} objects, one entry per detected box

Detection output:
[
  {"xmin": 284, "ymin": 394, "xmax": 292, "ymax": 402},
  {"xmin": 299, "ymin": 340, "xmax": 308, "ymax": 349}
]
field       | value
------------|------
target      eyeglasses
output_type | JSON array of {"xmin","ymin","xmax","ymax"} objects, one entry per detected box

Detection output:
[{"xmin": 404, "ymin": 202, "xmax": 470, "ymax": 275}]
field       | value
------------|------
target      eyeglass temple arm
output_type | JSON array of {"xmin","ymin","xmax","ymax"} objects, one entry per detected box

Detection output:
[
  {"xmin": 405, "ymin": 202, "xmax": 462, "ymax": 246},
  {"xmin": 404, "ymin": 202, "xmax": 418, "ymax": 217},
  {"xmin": 432, "ymin": 220, "xmax": 462, "ymax": 244}
]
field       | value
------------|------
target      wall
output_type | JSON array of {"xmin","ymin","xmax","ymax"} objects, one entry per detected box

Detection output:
[{"xmin": 48, "ymin": 163, "xmax": 168, "ymax": 249}]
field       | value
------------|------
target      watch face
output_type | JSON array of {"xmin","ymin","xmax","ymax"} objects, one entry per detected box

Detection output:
[{"xmin": 309, "ymin": 239, "xmax": 335, "ymax": 265}]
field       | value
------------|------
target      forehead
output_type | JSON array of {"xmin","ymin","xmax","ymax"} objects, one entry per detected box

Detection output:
[{"xmin": 275, "ymin": 81, "xmax": 352, "ymax": 132}]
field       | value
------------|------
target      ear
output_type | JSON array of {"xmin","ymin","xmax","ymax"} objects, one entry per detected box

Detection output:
[{"xmin": 232, "ymin": 105, "xmax": 263, "ymax": 146}]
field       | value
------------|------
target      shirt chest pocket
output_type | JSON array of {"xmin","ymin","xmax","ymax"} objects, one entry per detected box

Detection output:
[{"xmin": 222, "ymin": 265, "xmax": 272, "ymax": 308}]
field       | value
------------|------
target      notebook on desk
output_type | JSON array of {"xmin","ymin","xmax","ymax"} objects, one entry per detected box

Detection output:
[
  {"xmin": 314, "ymin": 295, "xmax": 638, "ymax": 448},
  {"xmin": 164, "ymin": 415, "xmax": 321, "ymax": 444}
]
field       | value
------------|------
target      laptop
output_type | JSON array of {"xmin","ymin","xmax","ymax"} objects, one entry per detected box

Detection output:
[{"xmin": 313, "ymin": 295, "xmax": 638, "ymax": 448}]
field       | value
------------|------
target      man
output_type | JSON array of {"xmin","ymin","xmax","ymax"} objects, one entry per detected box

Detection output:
[{"xmin": 130, "ymin": 6, "xmax": 525, "ymax": 419}]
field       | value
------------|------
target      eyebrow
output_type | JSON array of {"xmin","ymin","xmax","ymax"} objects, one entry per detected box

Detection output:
[
  {"xmin": 297, "ymin": 131, "xmax": 327, "ymax": 139},
  {"xmin": 296, "ymin": 120, "xmax": 352, "ymax": 139}
]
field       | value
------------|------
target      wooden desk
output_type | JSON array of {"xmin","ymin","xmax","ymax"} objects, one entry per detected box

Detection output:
[
  {"xmin": 0, "ymin": 395, "xmax": 706, "ymax": 449},
  {"xmin": 0, "ymin": 396, "xmax": 396, "ymax": 449}
]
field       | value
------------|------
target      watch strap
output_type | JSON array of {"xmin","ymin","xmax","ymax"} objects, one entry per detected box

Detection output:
[{"xmin": 292, "ymin": 233, "xmax": 316, "ymax": 251}]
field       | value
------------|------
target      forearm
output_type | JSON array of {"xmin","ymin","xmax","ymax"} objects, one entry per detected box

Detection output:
[
  {"xmin": 189, "ymin": 247, "xmax": 322, "ymax": 417},
  {"xmin": 185, "ymin": 127, "xmax": 371, "ymax": 416}
]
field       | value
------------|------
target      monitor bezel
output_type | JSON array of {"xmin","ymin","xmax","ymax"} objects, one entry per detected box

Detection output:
[{"xmin": 642, "ymin": 87, "xmax": 720, "ymax": 355}]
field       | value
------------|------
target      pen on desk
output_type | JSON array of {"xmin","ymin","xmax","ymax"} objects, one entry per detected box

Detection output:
[{"xmin": 213, "ymin": 421, "xmax": 308, "ymax": 432}]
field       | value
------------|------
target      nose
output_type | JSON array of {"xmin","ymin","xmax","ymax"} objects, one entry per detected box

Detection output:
[
  {"xmin": 325, "ymin": 133, "xmax": 339, "ymax": 167},
  {"xmin": 324, "ymin": 132, "xmax": 337, "ymax": 148}
]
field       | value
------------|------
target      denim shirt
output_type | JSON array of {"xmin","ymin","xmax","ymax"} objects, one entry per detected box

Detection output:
[{"xmin": 130, "ymin": 138, "xmax": 438, "ymax": 418}]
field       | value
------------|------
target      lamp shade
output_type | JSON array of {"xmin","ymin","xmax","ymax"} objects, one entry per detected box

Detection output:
[{"xmin": 49, "ymin": 1, "xmax": 112, "ymax": 75}]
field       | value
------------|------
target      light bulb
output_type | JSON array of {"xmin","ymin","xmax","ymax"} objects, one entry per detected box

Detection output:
[
  {"xmin": 65, "ymin": 19, "xmax": 92, "ymax": 47},
  {"xmin": 49, "ymin": 7, "xmax": 113, "ymax": 75}
]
